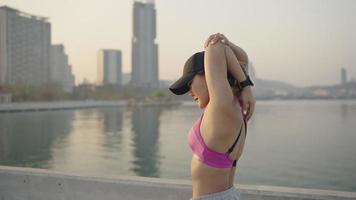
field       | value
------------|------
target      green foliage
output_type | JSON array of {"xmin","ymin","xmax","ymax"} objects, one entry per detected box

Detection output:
[
  {"xmin": 1, "ymin": 83, "xmax": 71, "ymax": 102},
  {"xmin": 1, "ymin": 82, "xmax": 175, "ymax": 102}
]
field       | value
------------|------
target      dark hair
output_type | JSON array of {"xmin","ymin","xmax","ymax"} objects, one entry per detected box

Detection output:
[{"xmin": 192, "ymin": 71, "xmax": 242, "ymax": 97}]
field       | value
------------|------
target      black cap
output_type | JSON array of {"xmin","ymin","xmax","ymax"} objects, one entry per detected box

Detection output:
[{"xmin": 169, "ymin": 51, "xmax": 205, "ymax": 95}]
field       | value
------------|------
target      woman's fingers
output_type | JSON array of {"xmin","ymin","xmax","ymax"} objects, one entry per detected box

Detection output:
[
  {"xmin": 246, "ymin": 100, "xmax": 255, "ymax": 121},
  {"xmin": 241, "ymin": 93, "xmax": 255, "ymax": 121},
  {"xmin": 212, "ymin": 33, "xmax": 223, "ymax": 44},
  {"xmin": 204, "ymin": 34, "xmax": 216, "ymax": 48},
  {"xmin": 212, "ymin": 33, "xmax": 220, "ymax": 41},
  {"xmin": 244, "ymin": 102, "xmax": 250, "ymax": 121},
  {"xmin": 242, "ymin": 100, "xmax": 249, "ymax": 117},
  {"xmin": 220, "ymin": 34, "xmax": 229, "ymax": 45},
  {"xmin": 205, "ymin": 33, "xmax": 226, "ymax": 48},
  {"xmin": 204, "ymin": 35, "xmax": 213, "ymax": 48}
]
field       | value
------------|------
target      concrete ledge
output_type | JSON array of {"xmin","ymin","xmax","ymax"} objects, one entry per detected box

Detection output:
[{"xmin": 1, "ymin": 165, "xmax": 356, "ymax": 200}]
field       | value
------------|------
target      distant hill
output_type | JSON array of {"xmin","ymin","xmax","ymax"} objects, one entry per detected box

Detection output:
[
  {"xmin": 164, "ymin": 76, "xmax": 356, "ymax": 100},
  {"xmin": 253, "ymin": 78, "xmax": 301, "ymax": 99}
]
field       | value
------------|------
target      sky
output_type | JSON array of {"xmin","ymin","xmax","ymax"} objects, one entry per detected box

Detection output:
[{"xmin": 1, "ymin": 0, "xmax": 356, "ymax": 87}]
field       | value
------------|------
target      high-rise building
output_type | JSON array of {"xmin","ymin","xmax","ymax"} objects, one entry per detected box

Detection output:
[
  {"xmin": 0, "ymin": 6, "xmax": 51, "ymax": 86},
  {"xmin": 50, "ymin": 44, "xmax": 75, "ymax": 92},
  {"xmin": 131, "ymin": 0, "xmax": 159, "ymax": 88},
  {"xmin": 98, "ymin": 49, "xmax": 122, "ymax": 86},
  {"xmin": 68, "ymin": 65, "xmax": 75, "ymax": 88},
  {"xmin": 341, "ymin": 68, "xmax": 347, "ymax": 85}
]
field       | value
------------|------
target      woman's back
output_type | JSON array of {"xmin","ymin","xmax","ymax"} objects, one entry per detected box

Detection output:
[{"xmin": 190, "ymin": 98, "xmax": 247, "ymax": 198}]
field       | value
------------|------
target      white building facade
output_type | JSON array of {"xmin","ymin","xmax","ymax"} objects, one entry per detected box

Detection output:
[
  {"xmin": 0, "ymin": 6, "xmax": 51, "ymax": 86},
  {"xmin": 50, "ymin": 44, "xmax": 75, "ymax": 92}
]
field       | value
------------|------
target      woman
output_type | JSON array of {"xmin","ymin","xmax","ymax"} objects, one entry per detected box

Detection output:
[{"xmin": 169, "ymin": 33, "xmax": 255, "ymax": 200}]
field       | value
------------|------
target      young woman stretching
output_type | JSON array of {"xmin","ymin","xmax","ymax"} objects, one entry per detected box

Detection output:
[{"xmin": 169, "ymin": 33, "xmax": 255, "ymax": 200}]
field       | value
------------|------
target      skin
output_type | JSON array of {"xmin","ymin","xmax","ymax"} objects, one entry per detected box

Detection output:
[
  {"xmin": 188, "ymin": 74, "xmax": 209, "ymax": 109},
  {"xmin": 205, "ymin": 33, "xmax": 255, "ymax": 121},
  {"xmin": 188, "ymin": 39, "xmax": 251, "ymax": 198}
]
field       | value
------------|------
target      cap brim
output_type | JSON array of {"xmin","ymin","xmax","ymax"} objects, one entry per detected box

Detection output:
[{"xmin": 169, "ymin": 73, "xmax": 195, "ymax": 95}]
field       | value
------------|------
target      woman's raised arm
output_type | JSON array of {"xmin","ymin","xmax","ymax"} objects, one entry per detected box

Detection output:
[
  {"xmin": 205, "ymin": 33, "xmax": 255, "ymax": 121},
  {"xmin": 204, "ymin": 42, "xmax": 234, "ymax": 108}
]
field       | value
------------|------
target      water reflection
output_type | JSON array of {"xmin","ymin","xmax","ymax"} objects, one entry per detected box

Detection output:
[
  {"xmin": 99, "ymin": 108, "xmax": 124, "ymax": 151},
  {"xmin": 130, "ymin": 107, "xmax": 162, "ymax": 177},
  {"xmin": 1, "ymin": 101, "xmax": 356, "ymax": 192},
  {"xmin": 0, "ymin": 111, "xmax": 73, "ymax": 167}
]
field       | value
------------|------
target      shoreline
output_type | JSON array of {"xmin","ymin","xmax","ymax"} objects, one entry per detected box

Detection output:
[
  {"xmin": 0, "ymin": 100, "xmax": 127, "ymax": 113},
  {"xmin": 0, "ymin": 100, "xmax": 184, "ymax": 113},
  {"xmin": 1, "ymin": 99, "xmax": 355, "ymax": 112}
]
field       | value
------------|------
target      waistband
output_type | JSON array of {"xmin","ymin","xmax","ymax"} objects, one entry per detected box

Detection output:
[{"xmin": 190, "ymin": 186, "xmax": 241, "ymax": 200}]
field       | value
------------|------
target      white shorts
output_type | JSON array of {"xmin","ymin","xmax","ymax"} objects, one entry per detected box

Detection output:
[{"xmin": 190, "ymin": 186, "xmax": 243, "ymax": 200}]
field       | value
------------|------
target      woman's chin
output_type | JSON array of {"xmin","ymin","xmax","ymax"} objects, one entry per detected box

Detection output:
[
  {"xmin": 197, "ymin": 100, "xmax": 207, "ymax": 109},
  {"xmin": 196, "ymin": 100, "xmax": 202, "ymax": 108}
]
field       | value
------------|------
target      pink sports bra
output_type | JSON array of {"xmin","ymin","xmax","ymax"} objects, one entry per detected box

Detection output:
[{"xmin": 187, "ymin": 97, "xmax": 247, "ymax": 169}]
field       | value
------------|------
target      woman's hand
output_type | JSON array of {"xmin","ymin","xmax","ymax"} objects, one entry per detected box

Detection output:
[
  {"xmin": 240, "ymin": 86, "xmax": 255, "ymax": 121},
  {"xmin": 204, "ymin": 33, "xmax": 230, "ymax": 49}
]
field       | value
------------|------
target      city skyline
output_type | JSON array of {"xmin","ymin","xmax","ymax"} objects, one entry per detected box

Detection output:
[{"xmin": 0, "ymin": 0, "xmax": 355, "ymax": 87}]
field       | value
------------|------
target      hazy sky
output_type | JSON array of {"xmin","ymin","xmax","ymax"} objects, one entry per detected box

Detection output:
[{"xmin": 1, "ymin": 0, "xmax": 356, "ymax": 87}]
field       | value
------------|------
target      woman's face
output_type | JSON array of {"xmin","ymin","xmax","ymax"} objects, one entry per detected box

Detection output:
[{"xmin": 188, "ymin": 74, "xmax": 209, "ymax": 109}]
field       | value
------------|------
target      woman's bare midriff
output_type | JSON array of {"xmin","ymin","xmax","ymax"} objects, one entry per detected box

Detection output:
[{"xmin": 190, "ymin": 157, "xmax": 235, "ymax": 198}]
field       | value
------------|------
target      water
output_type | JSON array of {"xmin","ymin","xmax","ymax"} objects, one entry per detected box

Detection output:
[{"xmin": 0, "ymin": 100, "xmax": 356, "ymax": 192}]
